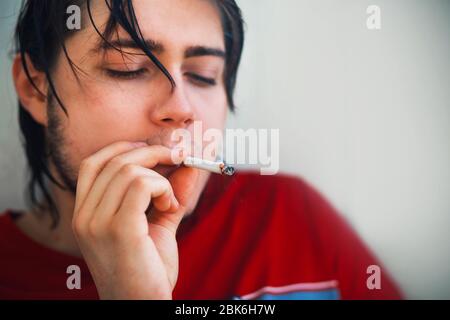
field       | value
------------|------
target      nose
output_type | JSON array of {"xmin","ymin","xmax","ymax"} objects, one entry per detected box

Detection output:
[{"xmin": 151, "ymin": 80, "xmax": 195, "ymax": 129}]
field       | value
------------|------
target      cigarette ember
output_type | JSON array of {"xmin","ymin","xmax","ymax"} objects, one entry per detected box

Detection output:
[{"xmin": 183, "ymin": 157, "xmax": 235, "ymax": 176}]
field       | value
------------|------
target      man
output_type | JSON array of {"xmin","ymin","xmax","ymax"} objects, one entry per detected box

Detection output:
[{"xmin": 0, "ymin": 0, "xmax": 401, "ymax": 299}]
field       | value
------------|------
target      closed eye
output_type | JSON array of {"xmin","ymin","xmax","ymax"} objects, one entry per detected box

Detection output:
[
  {"xmin": 185, "ymin": 72, "xmax": 217, "ymax": 87},
  {"xmin": 104, "ymin": 68, "xmax": 216, "ymax": 87},
  {"xmin": 105, "ymin": 68, "xmax": 147, "ymax": 80}
]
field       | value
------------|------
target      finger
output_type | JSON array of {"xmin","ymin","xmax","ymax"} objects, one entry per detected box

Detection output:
[
  {"xmin": 114, "ymin": 175, "xmax": 178, "ymax": 234},
  {"xmin": 80, "ymin": 145, "xmax": 185, "ymax": 216},
  {"xmin": 94, "ymin": 165, "xmax": 176, "ymax": 225},
  {"xmin": 74, "ymin": 141, "xmax": 145, "ymax": 216}
]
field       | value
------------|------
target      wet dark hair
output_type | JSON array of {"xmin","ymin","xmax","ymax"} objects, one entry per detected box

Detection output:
[{"xmin": 14, "ymin": 0, "xmax": 244, "ymax": 228}]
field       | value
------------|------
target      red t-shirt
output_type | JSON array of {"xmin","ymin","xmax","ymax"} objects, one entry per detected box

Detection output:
[{"xmin": 0, "ymin": 172, "xmax": 402, "ymax": 299}]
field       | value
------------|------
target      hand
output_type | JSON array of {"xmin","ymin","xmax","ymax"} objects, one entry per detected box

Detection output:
[{"xmin": 72, "ymin": 141, "xmax": 199, "ymax": 299}]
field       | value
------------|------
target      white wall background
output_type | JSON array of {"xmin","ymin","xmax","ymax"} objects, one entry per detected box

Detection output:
[{"xmin": 1, "ymin": 0, "xmax": 449, "ymax": 299}]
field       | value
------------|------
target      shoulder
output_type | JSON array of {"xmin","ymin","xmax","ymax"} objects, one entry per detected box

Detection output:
[
  {"xmin": 0, "ymin": 210, "xmax": 29, "ymax": 253},
  {"xmin": 211, "ymin": 171, "xmax": 361, "ymax": 269},
  {"xmin": 231, "ymin": 171, "xmax": 307, "ymax": 192},
  {"xmin": 214, "ymin": 171, "xmax": 314, "ymax": 204},
  {"xmin": 203, "ymin": 171, "xmax": 347, "ymax": 256},
  {"xmin": 215, "ymin": 171, "xmax": 340, "ymax": 225},
  {"xmin": 0, "ymin": 210, "xmax": 15, "ymax": 237}
]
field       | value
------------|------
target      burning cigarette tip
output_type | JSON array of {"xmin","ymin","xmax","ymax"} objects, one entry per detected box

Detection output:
[
  {"xmin": 221, "ymin": 164, "xmax": 236, "ymax": 176},
  {"xmin": 183, "ymin": 157, "xmax": 235, "ymax": 176}
]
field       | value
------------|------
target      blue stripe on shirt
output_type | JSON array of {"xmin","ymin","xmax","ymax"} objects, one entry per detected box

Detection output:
[{"xmin": 255, "ymin": 289, "xmax": 340, "ymax": 300}]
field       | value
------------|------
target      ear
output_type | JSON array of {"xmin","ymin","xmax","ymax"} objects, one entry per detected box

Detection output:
[{"xmin": 12, "ymin": 53, "xmax": 49, "ymax": 126}]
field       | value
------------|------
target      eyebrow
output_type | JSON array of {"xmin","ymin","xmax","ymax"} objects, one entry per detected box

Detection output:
[
  {"xmin": 184, "ymin": 46, "xmax": 225, "ymax": 59},
  {"xmin": 91, "ymin": 38, "xmax": 225, "ymax": 59}
]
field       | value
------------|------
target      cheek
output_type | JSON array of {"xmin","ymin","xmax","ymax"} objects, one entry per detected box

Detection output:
[
  {"xmin": 189, "ymin": 86, "xmax": 228, "ymax": 130},
  {"xmin": 201, "ymin": 105, "xmax": 227, "ymax": 131},
  {"xmin": 62, "ymin": 85, "xmax": 151, "ymax": 163},
  {"xmin": 188, "ymin": 88, "xmax": 228, "ymax": 159}
]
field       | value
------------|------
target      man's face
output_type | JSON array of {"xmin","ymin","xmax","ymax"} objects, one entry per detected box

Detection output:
[{"xmin": 48, "ymin": 0, "xmax": 228, "ymax": 190}]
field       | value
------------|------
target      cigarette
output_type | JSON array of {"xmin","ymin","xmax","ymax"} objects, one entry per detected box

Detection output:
[{"xmin": 183, "ymin": 156, "xmax": 235, "ymax": 176}]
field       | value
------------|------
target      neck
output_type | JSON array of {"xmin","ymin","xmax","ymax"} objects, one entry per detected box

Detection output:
[{"xmin": 17, "ymin": 171, "xmax": 81, "ymax": 257}]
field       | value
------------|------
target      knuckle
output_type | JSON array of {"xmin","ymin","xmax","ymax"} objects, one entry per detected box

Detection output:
[
  {"xmin": 119, "ymin": 163, "xmax": 138, "ymax": 176},
  {"xmin": 72, "ymin": 215, "xmax": 86, "ymax": 236},
  {"xmin": 108, "ymin": 157, "xmax": 127, "ymax": 171},
  {"xmin": 87, "ymin": 221, "xmax": 100, "ymax": 238},
  {"xmin": 79, "ymin": 158, "xmax": 95, "ymax": 173},
  {"xmin": 132, "ymin": 176, "xmax": 150, "ymax": 191},
  {"xmin": 71, "ymin": 218, "xmax": 82, "ymax": 235},
  {"xmin": 109, "ymin": 221, "xmax": 125, "ymax": 240}
]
